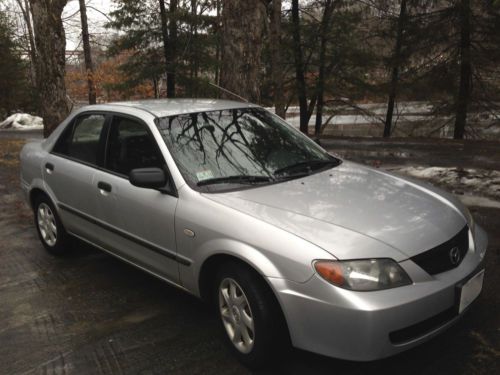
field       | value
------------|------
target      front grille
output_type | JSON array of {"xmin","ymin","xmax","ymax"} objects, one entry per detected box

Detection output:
[
  {"xmin": 411, "ymin": 226, "xmax": 469, "ymax": 275},
  {"xmin": 389, "ymin": 307, "xmax": 457, "ymax": 344}
]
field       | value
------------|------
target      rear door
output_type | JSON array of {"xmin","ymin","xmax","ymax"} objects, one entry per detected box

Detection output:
[
  {"xmin": 91, "ymin": 114, "xmax": 181, "ymax": 282},
  {"xmin": 44, "ymin": 112, "xmax": 109, "ymax": 242}
]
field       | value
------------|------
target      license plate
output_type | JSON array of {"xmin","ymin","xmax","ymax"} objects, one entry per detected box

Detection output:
[{"xmin": 458, "ymin": 270, "xmax": 484, "ymax": 314}]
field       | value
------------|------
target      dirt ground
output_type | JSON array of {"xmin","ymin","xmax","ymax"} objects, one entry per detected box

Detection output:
[{"xmin": 0, "ymin": 133, "xmax": 499, "ymax": 375}]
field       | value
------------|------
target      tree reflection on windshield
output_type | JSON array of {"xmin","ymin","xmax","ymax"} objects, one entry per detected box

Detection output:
[{"xmin": 157, "ymin": 108, "xmax": 333, "ymax": 189}]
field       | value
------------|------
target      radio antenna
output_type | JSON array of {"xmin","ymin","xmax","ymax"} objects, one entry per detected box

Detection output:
[{"xmin": 208, "ymin": 82, "xmax": 249, "ymax": 103}]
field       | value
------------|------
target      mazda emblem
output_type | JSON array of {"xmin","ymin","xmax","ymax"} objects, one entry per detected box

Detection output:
[{"xmin": 449, "ymin": 246, "xmax": 461, "ymax": 266}]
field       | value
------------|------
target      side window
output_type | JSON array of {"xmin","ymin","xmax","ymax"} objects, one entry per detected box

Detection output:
[
  {"xmin": 53, "ymin": 114, "xmax": 106, "ymax": 165},
  {"xmin": 106, "ymin": 116, "xmax": 165, "ymax": 176}
]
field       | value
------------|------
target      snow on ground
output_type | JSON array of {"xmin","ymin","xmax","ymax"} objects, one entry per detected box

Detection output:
[
  {"xmin": 268, "ymin": 102, "xmax": 431, "ymax": 129},
  {"xmin": 268, "ymin": 102, "xmax": 498, "ymax": 139},
  {"xmin": 0, "ymin": 113, "xmax": 43, "ymax": 130},
  {"xmin": 458, "ymin": 195, "xmax": 500, "ymax": 209},
  {"xmin": 268, "ymin": 102, "xmax": 434, "ymax": 115},
  {"xmin": 394, "ymin": 166, "xmax": 500, "ymax": 208},
  {"xmin": 284, "ymin": 114, "xmax": 427, "ymax": 128}
]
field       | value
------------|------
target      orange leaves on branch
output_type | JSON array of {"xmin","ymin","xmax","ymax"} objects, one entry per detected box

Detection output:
[{"xmin": 65, "ymin": 51, "xmax": 154, "ymax": 103}]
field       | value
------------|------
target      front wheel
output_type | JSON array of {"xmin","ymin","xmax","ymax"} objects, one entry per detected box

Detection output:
[
  {"xmin": 214, "ymin": 262, "xmax": 288, "ymax": 368},
  {"xmin": 34, "ymin": 195, "xmax": 71, "ymax": 255}
]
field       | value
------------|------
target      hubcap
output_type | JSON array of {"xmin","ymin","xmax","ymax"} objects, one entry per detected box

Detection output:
[
  {"xmin": 37, "ymin": 203, "xmax": 57, "ymax": 247},
  {"xmin": 219, "ymin": 278, "xmax": 255, "ymax": 353}
]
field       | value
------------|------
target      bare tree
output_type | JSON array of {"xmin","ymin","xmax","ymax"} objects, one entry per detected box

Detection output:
[
  {"xmin": 167, "ymin": 0, "xmax": 178, "ymax": 97},
  {"xmin": 383, "ymin": 0, "xmax": 407, "ymax": 138},
  {"xmin": 15, "ymin": 0, "xmax": 37, "ymax": 86},
  {"xmin": 29, "ymin": 0, "xmax": 70, "ymax": 137},
  {"xmin": 291, "ymin": 0, "xmax": 309, "ymax": 134},
  {"xmin": 189, "ymin": 0, "xmax": 198, "ymax": 96},
  {"xmin": 269, "ymin": 0, "xmax": 285, "ymax": 118},
  {"xmin": 220, "ymin": 0, "xmax": 267, "ymax": 102},
  {"xmin": 159, "ymin": 0, "xmax": 177, "ymax": 97},
  {"xmin": 78, "ymin": 0, "xmax": 96, "ymax": 104},
  {"xmin": 214, "ymin": 0, "xmax": 222, "ymax": 89},
  {"xmin": 314, "ymin": 0, "xmax": 335, "ymax": 137},
  {"xmin": 453, "ymin": 0, "xmax": 471, "ymax": 139}
]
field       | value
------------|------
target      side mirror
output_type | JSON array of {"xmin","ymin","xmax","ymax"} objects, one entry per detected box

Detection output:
[{"xmin": 129, "ymin": 167, "xmax": 167, "ymax": 190}]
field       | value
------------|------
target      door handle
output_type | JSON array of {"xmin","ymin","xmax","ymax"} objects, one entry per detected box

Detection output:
[
  {"xmin": 97, "ymin": 181, "xmax": 112, "ymax": 193},
  {"xmin": 45, "ymin": 162, "xmax": 54, "ymax": 173}
]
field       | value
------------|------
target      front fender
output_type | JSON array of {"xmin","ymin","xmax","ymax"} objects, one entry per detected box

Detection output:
[
  {"xmin": 175, "ymin": 188, "xmax": 335, "ymax": 296},
  {"xmin": 193, "ymin": 238, "xmax": 284, "ymax": 278},
  {"xmin": 183, "ymin": 238, "xmax": 285, "ymax": 297}
]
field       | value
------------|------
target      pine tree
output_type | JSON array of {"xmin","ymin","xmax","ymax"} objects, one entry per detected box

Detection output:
[
  {"xmin": 107, "ymin": 0, "xmax": 219, "ymax": 98},
  {"xmin": 0, "ymin": 11, "xmax": 30, "ymax": 118}
]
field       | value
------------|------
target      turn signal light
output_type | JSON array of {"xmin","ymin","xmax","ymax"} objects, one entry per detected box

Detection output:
[{"xmin": 314, "ymin": 261, "xmax": 345, "ymax": 286}]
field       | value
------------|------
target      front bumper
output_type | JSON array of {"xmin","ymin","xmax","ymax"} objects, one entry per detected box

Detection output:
[{"xmin": 268, "ymin": 225, "xmax": 488, "ymax": 361}]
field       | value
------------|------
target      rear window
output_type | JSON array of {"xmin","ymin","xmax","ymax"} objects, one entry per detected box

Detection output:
[{"xmin": 53, "ymin": 114, "xmax": 107, "ymax": 165}]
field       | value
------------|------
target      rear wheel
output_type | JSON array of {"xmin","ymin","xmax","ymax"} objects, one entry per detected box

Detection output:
[
  {"xmin": 34, "ymin": 195, "xmax": 71, "ymax": 255},
  {"xmin": 214, "ymin": 261, "xmax": 288, "ymax": 368}
]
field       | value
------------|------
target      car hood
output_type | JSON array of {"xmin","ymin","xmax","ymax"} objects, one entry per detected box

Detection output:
[{"xmin": 203, "ymin": 161, "xmax": 468, "ymax": 261}]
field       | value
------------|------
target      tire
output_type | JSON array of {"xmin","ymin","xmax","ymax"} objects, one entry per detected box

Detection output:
[
  {"xmin": 34, "ymin": 194, "xmax": 71, "ymax": 255},
  {"xmin": 214, "ymin": 261, "xmax": 288, "ymax": 369}
]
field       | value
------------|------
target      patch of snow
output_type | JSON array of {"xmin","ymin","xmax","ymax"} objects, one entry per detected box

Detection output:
[
  {"xmin": 483, "ymin": 126, "xmax": 500, "ymax": 134},
  {"xmin": 458, "ymin": 195, "xmax": 500, "ymax": 209},
  {"xmin": 284, "ymin": 114, "xmax": 384, "ymax": 128},
  {"xmin": 267, "ymin": 101, "xmax": 435, "ymax": 115},
  {"xmin": 267, "ymin": 102, "xmax": 498, "ymax": 138},
  {"xmin": 394, "ymin": 166, "xmax": 500, "ymax": 200},
  {"xmin": 0, "ymin": 113, "xmax": 43, "ymax": 130}
]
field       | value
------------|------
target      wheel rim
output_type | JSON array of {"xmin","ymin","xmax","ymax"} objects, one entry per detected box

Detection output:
[
  {"xmin": 219, "ymin": 278, "xmax": 255, "ymax": 354},
  {"xmin": 37, "ymin": 203, "xmax": 57, "ymax": 247}
]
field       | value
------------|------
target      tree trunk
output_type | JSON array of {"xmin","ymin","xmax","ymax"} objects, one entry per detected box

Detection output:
[
  {"xmin": 190, "ymin": 0, "xmax": 198, "ymax": 97},
  {"xmin": 167, "ymin": 0, "xmax": 178, "ymax": 97},
  {"xmin": 16, "ymin": 0, "xmax": 37, "ymax": 86},
  {"xmin": 29, "ymin": 0, "xmax": 69, "ymax": 137},
  {"xmin": 153, "ymin": 77, "xmax": 159, "ymax": 98},
  {"xmin": 215, "ymin": 0, "xmax": 221, "ymax": 91},
  {"xmin": 78, "ymin": 0, "xmax": 96, "ymax": 104},
  {"xmin": 269, "ymin": 0, "xmax": 285, "ymax": 118},
  {"xmin": 454, "ymin": 0, "xmax": 471, "ymax": 140},
  {"xmin": 220, "ymin": 0, "xmax": 267, "ymax": 102},
  {"xmin": 383, "ymin": 0, "xmax": 407, "ymax": 138},
  {"xmin": 291, "ymin": 0, "xmax": 308, "ymax": 134},
  {"xmin": 314, "ymin": 0, "xmax": 334, "ymax": 137},
  {"xmin": 159, "ymin": 0, "xmax": 169, "ymax": 78},
  {"xmin": 159, "ymin": 0, "xmax": 177, "ymax": 98}
]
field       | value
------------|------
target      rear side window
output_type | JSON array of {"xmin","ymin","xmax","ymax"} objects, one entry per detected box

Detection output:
[
  {"xmin": 106, "ymin": 116, "xmax": 164, "ymax": 176},
  {"xmin": 53, "ymin": 114, "xmax": 107, "ymax": 165}
]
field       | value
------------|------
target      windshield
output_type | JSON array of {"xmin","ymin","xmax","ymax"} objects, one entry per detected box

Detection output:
[{"xmin": 156, "ymin": 107, "xmax": 339, "ymax": 191}]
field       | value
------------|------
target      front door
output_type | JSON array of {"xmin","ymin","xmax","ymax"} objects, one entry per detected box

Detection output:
[{"xmin": 92, "ymin": 115, "xmax": 180, "ymax": 283}]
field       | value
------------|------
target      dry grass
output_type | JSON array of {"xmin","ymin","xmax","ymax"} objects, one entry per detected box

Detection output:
[{"xmin": 0, "ymin": 138, "xmax": 26, "ymax": 168}]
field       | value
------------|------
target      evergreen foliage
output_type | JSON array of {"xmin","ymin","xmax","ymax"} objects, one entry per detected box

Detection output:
[{"xmin": 0, "ymin": 12, "xmax": 32, "ymax": 118}]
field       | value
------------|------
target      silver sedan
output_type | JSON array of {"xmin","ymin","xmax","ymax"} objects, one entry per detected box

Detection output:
[{"xmin": 20, "ymin": 99, "xmax": 487, "ymax": 368}]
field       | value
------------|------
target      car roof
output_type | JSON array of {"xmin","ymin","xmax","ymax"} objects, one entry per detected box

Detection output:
[{"xmin": 86, "ymin": 99, "xmax": 260, "ymax": 118}]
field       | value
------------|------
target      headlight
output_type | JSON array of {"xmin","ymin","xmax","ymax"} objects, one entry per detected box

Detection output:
[{"xmin": 314, "ymin": 259, "xmax": 412, "ymax": 291}]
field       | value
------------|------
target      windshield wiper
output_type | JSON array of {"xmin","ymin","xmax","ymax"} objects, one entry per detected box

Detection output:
[
  {"xmin": 273, "ymin": 159, "xmax": 340, "ymax": 176},
  {"xmin": 197, "ymin": 175, "xmax": 273, "ymax": 186}
]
